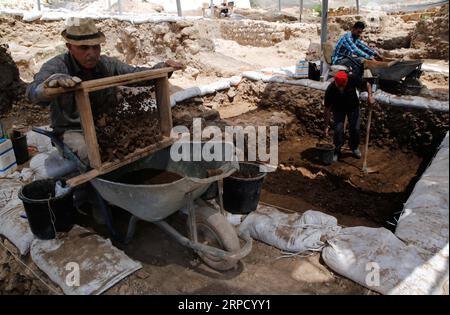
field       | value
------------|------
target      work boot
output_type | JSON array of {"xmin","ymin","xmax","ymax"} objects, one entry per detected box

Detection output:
[{"xmin": 352, "ymin": 148, "xmax": 362, "ymax": 159}]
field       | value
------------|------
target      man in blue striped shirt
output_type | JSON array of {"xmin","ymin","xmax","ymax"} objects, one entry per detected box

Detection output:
[{"xmin": 332, "ymin": 21, "xmax": 380, "ymax": 81}]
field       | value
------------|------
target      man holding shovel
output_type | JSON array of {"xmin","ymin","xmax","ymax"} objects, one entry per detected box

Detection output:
[{"xmin": 323, "ymin": 71, "xmax": 375, "ymax": 163}]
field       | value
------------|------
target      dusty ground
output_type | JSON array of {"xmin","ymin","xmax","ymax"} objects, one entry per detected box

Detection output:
[{"xmin": 0, "ymin": 3, "xmax": 448, "ymax": 295}]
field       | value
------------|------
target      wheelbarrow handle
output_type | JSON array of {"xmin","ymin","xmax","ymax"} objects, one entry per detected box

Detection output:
[{"xmin": 154, "ymin": 220, "xmax": 253, "ymax": 261}]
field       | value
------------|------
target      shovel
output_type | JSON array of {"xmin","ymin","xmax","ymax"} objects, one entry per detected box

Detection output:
[{"xmin": 362, "ymin": 107, "xmax": 378, "ymax": 174}]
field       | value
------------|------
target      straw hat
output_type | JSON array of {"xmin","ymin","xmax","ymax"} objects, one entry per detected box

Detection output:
[{"xmin": 61, "ymin": 18, "xmax": 106, "ymax": 46}]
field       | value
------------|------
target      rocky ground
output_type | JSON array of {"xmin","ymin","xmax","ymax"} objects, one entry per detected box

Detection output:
[{"xmin": 0, "ymin": 4, "xmax": 448, "ymax": 295}]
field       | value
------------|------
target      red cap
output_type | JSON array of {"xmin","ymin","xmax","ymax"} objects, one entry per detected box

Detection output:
[{"xmin": 334, "ymin": 71, "xmax": 348, "ymax": 87}]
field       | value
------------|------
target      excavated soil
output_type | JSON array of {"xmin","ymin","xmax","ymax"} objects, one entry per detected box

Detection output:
[
  {"xmin": 0, "ymin": 5, "xmax": 448, "ymax": 295},
  {"xmin": 117, "ymin": 169, "xmax": 183, "ymax": 185},
  {"xmin": 94, "ymin": 89, "xmax": 162, "ymax": 162},
  {"xmin": 176, "ymin": 79, "xmax": 447, "ymax": 226}
]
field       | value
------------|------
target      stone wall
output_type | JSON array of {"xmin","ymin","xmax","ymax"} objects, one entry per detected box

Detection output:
[
  {"xmin": 219, "ymin": 20, "xmax": 318, "ymax": 47},
  {"xmin": 411, "ymin": 4, "xmax": 449, "ymax": 60}
]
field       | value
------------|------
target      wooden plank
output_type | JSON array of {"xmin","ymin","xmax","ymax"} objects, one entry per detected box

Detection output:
[
  {"xmin": 100, "ymin": 136, "xmax": 175, "ymax": 173},
  {"xmin": 75, "ymin": 90, "xmax": 102, "ymax": 169},
  {"xmin": 85, "ymin": 74, "xmax": 166, "ymax": 93},
  {"xmin": 66, "ymin": 169, "xmax": 101, "ymax": 187},
  {"xmin": 83, "ymin": 67, "xmax": 174, "ymax": 91},
  {"xmin": 43, "ymin": 67, "xmax": 174, "ymax": 96},
  {"xmin": 67, "ymin": 137, "xmax": 175, "ymax": 187},
  {"xmin": 155, "ymin": 76, "xmax": 173, "ymax": 137}
]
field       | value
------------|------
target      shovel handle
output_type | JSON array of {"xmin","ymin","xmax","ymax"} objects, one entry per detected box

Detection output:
[{"xmin": 362, "ymin": 107, "xmax": 373, "ymax": 170}]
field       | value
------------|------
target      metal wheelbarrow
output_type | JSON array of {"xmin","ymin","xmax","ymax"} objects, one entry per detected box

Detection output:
[
  {"xmin": 368, "ymin": 59, "xmax": 424, "ymax": 96},
  {"xmin": 32, "ymin": 127, "xmax": 252, "ymax": 271}
]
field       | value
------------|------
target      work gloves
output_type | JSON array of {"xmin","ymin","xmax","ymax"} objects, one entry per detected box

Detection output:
[
  {"xmin": 31, "ymin": 73, "xmax": 82, "ymax": 102},
  {"xmin": 43, "ymin": 73, "xmax": 82, "ymax": 88}
]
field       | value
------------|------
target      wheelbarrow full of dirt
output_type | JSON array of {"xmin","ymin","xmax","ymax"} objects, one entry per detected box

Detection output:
[
  {"xmin": 31, "ymin": 127, "xmax": 252, "ymax": 271},
  {"xmin": 367, "ymin": 59, "xmax": 424, "ymax": 96}
]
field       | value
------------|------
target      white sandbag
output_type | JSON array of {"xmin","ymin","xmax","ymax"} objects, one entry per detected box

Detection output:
[
  {"xmin": 170, "ymin": 87, "xmax": 201, "ymax": 106},
  {"xmin": 22, "ymin": 11, "xmax": 42, "ymax": 22},
  {"xmin": 242, "ymin": 71, "xmax": 267, "ymax": 82},
  {"xmin": 26, "ymin": 127, "xmax": 53, "ymax": 153},
  {"xmin": 239, "ymin": 206, "xmax": 340, "ymax": 254},
  {"xmin": 5, "ymin": 168, "xmax": 34, "ymax": 182},
  {"xmin": 360, "ymin": 90, "xmax": 449, "ymax": 112},
  {"xmin": 31, "ymin": 225, "xmax": 142, "ymax": 295},
  {"xmin": 198, "ymin": 80, "xmax": 230, "ymax": 96},
  {"xmin": 396, "ymin": 131, "xmax": 449, "ymax": 255},
  {"xmin": 0, "ymin": 179, "xmax": 34, "ymax": 255},
  {"xmin": 29, "ymin": 151, "xmax": 53, "ymax": 180},
  {"xmin": 0, "ymin": 206, "xmax": 34, "ymax": 256},
  {"xmin": 322, "ymin": 226, "xmax": 449, "ymax": 295},
  {"xmin": 0, "ymin": 179, "xmax": 23, "ymax": 217},
  {"xmin": 422, "ymin": 63, "xmax": 449, "ymax": 75},
  {"xmin": 229, "ymin": 76, "xmax": 242, "ymax": 87},
  {"xmin": 29, "ymin": 149, "xmax": 77, "ymax": 180}
]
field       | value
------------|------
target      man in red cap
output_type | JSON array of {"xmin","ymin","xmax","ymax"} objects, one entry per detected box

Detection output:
[{"xmin": 323, "ymin": 71, "xmax": 375, "ymax": 162}]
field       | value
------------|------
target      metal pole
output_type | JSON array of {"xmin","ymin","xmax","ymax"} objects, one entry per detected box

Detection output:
[
  {"xmin": 320, "ymin": 0, "xmax": 329, "ymax": 80},
  {"xmin": 36, "ymin": 0, "xmax": 41, "ymax": 11},
  {"xmin": 278, "ymin": 0, "xmax": 282, "ymax": 11},
  {"xmin": 176, "ymin": 0, "xmax": 182, "ymax": 17},
  {"xmin": 299, "ymin": 0, "xmax": 303, "ymax": 22},
  {"xmin": 356, "ymin": 0, "xmax": 360, "ymax": 14},
  {"xmin": 118, "ymin": 0, "xmax": 122, "ymax": 15},
  {"xmin": 210, "ymin": 0, "xmax": 214, "ymax": 18},
  {"xmin": 107, "ymin": 0, "xmax": 111, "ymax": 11}
]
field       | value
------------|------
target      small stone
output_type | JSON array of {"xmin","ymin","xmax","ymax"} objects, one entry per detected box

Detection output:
[
  {"xmin": 135, "ymin": 270, "xmax": 150, "ymax": 280},
  {"xmin": 227, "ymin": 88, "xmax": 237, "ymax": 100}
]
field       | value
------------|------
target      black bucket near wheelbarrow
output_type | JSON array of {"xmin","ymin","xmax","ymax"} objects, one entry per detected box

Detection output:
[
  {"xmin": 315, "ymin": 143, "xmax": 335, "ymax": 165},
  {"xmin": 18, "ymin": 179, "xmax": 75, "ymax": 240},
  {"xmin": 223, "ymin": 162, "xmax": 266, "ymax": 214}
]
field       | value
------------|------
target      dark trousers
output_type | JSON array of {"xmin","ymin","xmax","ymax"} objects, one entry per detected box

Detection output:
[
  {"xmin": 335, "ymin": 56, "xmax": 364, "ymax": 82},
  {"xmin": 333, "ymin": 107, "xmax": 361, "ymax": 153}
]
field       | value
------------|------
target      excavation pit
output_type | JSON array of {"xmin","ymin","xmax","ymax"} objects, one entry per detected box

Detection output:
[{"xmin": 174, "ymin": 79, "xmax": 449, "ymax": 227}]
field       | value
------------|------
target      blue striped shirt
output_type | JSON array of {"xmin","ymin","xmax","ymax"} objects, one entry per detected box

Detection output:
[{"xmin": 332, "ymin": 32, "xmax": 376, "ymax": 64}]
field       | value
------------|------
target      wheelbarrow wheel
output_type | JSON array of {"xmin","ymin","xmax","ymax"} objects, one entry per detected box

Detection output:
[{"xmin": 190, "ymin": 206, "xmax": 240, "ymax": 271}]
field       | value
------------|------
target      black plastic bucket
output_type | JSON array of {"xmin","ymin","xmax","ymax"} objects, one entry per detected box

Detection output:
[
  {"xmin": 316, "ymin": 143, "xmax": 335, "ymax": 165},
  {"xmin": 11, "ymin": 130, "xmax": 29, "ymax": 165},
  {"xmin": 223, "ymin": 162, "xmax": 266, "ymax": 214},
  {"xmin": 18, "ymin": 179, "xmax": 75, "ymax": 240}
]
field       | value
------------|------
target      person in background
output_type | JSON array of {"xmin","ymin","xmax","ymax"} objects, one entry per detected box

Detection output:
[
  {"xmin": 323, "ymin": 71, "xmax": 375, "ymax": 162},
  {"xmin": 332, "ymin": 21, "xmax": 379, "ymax": 82}
]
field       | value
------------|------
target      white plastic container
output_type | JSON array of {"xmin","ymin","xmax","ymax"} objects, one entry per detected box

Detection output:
[
  {"xmin": 0, "ymin": 138, "xmax": 18, "ymax": 176},
  {"xmin": 294, "ymin": 60, "xmax": 309, "ymax": 79}
]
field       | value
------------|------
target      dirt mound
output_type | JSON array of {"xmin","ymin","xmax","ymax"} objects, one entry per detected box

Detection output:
[
  {"xmin": 411, "ymin": 4, "xmax": 449, "ymax": 59},
  {"xmin": 0, "ymin": 45, "xmax": 25, "ymax": 114}
]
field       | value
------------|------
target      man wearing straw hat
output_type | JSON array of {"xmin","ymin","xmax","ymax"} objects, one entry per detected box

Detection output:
[{"xmin": 26, "ymin": 18, "xmax": 183, "ymax": 164}]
